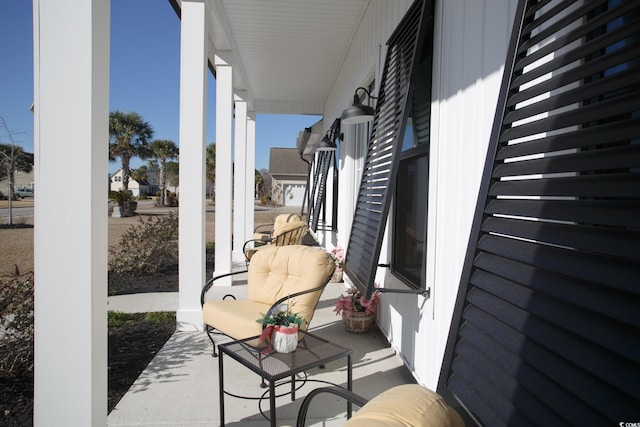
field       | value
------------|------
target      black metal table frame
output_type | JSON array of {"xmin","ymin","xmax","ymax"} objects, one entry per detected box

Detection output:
[{"xmin": 218, "ymin": 330, "xmax": 353, "ymax": 427}]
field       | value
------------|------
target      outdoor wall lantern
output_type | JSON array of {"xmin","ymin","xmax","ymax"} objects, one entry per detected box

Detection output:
[
  {"xmin": 340, "ymin": 87, "xmax": 378, "ymax": 125},
  {"xmin": 316, "ymin": 119, "xmax": 343, "ymax": 152},
  {"xmin": 316, "ymin": 132, "xmax": 338, "ymax": 151}
]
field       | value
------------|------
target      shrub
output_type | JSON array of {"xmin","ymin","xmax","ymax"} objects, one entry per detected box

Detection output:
[
  {"xmin": 0, "ymin": 274, "xmax": 34, "ymax": 377},
  {"xmin": 109, "ymin": 211, "xmax": 179, "ymax": 277}
]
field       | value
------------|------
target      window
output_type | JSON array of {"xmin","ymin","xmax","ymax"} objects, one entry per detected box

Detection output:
[
  {"xmin": 392, "ymin": 10, "xmax": 434, "ymax": 289},
  {"xmin": 343, "ymin": 0, "xmax": 434, "ymax": 298}
]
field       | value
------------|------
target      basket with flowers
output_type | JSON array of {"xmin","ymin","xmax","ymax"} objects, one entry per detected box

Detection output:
[{"xmin": 333, "ymin": 287, "xmax": 381, "ymax": 332}]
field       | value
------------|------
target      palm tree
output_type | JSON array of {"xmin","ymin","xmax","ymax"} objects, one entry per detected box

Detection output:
[
  {"xmin": 109, "ymin": 110, "xmax": 153, "ymax": 192},
  {"xmin": 150, "ymin": 139, "xmax": 179, "ymax": 206}
]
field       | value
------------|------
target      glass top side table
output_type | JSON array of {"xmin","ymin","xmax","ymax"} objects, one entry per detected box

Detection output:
[{"xmin": 218, "ymin": 330, "xmax": 353, "ymax": 427}]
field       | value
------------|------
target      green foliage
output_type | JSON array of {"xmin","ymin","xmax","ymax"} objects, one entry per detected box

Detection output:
[
  {"xmin": 109, "ymin": 211, "xmax": 179, "ymax": 276},
  {"xmin": 109, "ymin": 190, "xmax": 132, "ymax": 204},
  {"xmin": 0, "ymin": 274, "xmax": 34, "ymax": 377},
  {"xmin": 257, "ymin": 301, "xmax": 306, "ymax": 328},
  {"xmin": 108, "ymin": 311, "xmax": 175, "ymax": 327}
]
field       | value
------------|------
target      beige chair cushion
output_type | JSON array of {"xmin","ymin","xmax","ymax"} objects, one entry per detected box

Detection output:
[
  {"xmin": 254, "ymin": 213, "xmax": 302, "ymax": 240},
  {"xmin": 272, "ymin": 221, "xmax": 308, "ymax": 245},
  {"xmin": 344, "ymin": 384, "xmax": 465, "ymax": 427},
  {"xmin": 203, "ymin": 300, "xmax": 271, "ymax": 339},
  {"xmin": 203, "ymin": 245, "xmax": 334, "ymax": 341},
  {"xmin": 272, "ymin": 213, "xmax": 301, "ymax": 235},
  {"xmin": 245, "ymin": 221, "xmax": 308, "ymax": 261}
]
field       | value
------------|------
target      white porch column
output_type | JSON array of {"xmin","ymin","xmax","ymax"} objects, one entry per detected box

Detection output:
[
  {"xmin": 215, "ymin": 52, "xmax": 234, "ymax": 285},
  {"xmin": 33, "ymin": 0, "xmax": 109, "ymax": 425},
  {"xmin": 245, "ymin": 112, "xmax": 256, "ymax": 240},
  {"xmin": 232, "ymin": 95, "xmax": 248, "ymax": 262},
  {"xmin": 178, "ymin": 0, "xmax": 208, "ymax": 330}
]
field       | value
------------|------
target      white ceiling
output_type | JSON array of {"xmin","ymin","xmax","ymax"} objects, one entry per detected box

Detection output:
[{"xmin": 176, "ymin": 0, "xmax": 370, "ymax": 115}]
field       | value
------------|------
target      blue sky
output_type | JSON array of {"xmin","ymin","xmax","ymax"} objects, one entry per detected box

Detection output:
[{"xmin": 0, "ymin": 0, "xmax": 321, "ymax": 172}]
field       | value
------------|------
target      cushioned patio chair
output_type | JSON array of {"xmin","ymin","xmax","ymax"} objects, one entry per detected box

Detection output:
[
  {"xmin": 296, "ymin": 384, "xmax": 465, "ymax": 427},
  {"xmin": 200, "ymin": 244, "xmax": 334, "ymax": 356},
  {"xmin": 253, "ymin": 213, "xmax": 302, "ymax": 241},
  {"xmin": 242, "ymin": 220, "xmax": 309, "ymax": 263}
]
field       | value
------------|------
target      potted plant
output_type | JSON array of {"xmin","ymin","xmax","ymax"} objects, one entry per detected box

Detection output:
[
  {"xmin": 333, "ymin": 287, "xmax": 381, "ymax": 333},
  {"xmin": 329, "ymin": 246, "xmax": 345, "ymax": 282},
  {"xmin": 257, "ymin": 300, "xmax": 305, "ymax": 353}
]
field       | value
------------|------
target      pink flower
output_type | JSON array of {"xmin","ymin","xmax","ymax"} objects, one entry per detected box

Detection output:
[
  {"xmin": 329, "ymin": 247, "xmax": 345, "ymax": 269},
  {"xmin": 334, "ymin": 287, "xmax": 381, "ymax": 317}
]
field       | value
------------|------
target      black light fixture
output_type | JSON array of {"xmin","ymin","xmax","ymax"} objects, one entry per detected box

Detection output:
[
  {"xmin": 341, "ymin": 87, "xmax": 377, "ymax": 125},
  {"xmin": 317, "ymin": 132, "xmax": 337, "ymax": 151}
]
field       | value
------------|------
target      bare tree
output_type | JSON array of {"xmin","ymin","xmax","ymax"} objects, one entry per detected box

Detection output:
[{"xmin": 0, "ymin": 117, "xmax": 34, "ymax": 225}]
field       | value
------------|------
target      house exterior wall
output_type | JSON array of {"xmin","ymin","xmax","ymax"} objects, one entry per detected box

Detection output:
[{"xmin": 319, "ymin": 0, "xmax": 519, "ymax": 389}]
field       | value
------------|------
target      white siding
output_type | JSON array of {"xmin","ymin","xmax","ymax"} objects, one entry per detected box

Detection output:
[{"xmin": 322, "ymin": 0, "xmax": 519, "ymax": 388}]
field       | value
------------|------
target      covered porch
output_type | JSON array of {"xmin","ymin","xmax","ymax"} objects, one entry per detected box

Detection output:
[{"xmin": 106, "ymin": 280, "xmax": 415, "ymax": 426}]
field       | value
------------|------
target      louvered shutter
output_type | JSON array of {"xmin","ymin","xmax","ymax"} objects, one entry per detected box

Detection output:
[
  {"xmin": 344, "ymin": 0, "xmax": 427, "ymax": 298},
  {"xmin": 440, "ymin": 1, "xmax": 640, "ymax": 425},
  {"xmin": 309, "ymin": 151, "xmax": 333, "ymax": 232}
]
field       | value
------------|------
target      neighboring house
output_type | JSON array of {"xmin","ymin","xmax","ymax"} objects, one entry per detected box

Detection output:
[
  {"xmin": 32, "ymin": 0, "xmax": 638, "ymax": 424},
  {"xmin": 109, "ymin": 168, "xmax": 159, "ymax": 197},
  {"xmin": 268, "ymin": 148, "xmax": 307, "ymax": 207}
]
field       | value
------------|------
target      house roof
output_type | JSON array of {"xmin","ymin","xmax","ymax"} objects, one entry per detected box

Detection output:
[
  {"xmin": 268, "ymin": 148, "xmax": 308, "ymax": 176},
  {"xmin": 170, "ymin": 0, "xmax": 369, "ymax": 116}
]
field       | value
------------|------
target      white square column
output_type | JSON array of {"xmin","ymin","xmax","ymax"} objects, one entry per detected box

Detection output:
[
  {"xmin": 233, "ymin": 96, "xmax": 248, "ymax": 263},
  {"xmin": 215, "ymin": 52, "xmax": 234, "ymax": 285},
  {"xmin": 33, "ymin": 0, "xmax": 109, "ymax": 425},
  {"xmin": 177, "ymin": 0, "xmax": 208, "ymax": 330},
  {"xmin": 245, "ymin": 112, "xmax": 256, "ymax": 240}
]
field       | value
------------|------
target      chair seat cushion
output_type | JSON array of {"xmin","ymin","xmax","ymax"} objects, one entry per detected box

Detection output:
[
  {"xmin": 344, "ymin": 384, "xmax": 465, "ymax": 427},
  {"xmin": 203, "ymin": 299, "xmax": 271, "ymax": 340}
]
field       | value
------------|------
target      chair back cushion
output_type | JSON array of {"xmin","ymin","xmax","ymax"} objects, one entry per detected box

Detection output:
[
  {"xmin": 248, "ymin": 245, "xmax": 334, "ymax": 329},
  {"xmin": 343, "ymin": 384, "xmax": 465, "ymax": 427},
  {"xmin": 272, "ymin": 221, "xmax": 308, "ymax": 246},
  {"xmin": 272, "ymin": 213, "xmax": 301, "ymax": 235}
]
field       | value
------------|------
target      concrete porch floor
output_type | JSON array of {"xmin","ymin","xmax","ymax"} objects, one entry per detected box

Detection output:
[{"xmin": 107, "ymin": 279, "xmax": 415, "ymax": 427}]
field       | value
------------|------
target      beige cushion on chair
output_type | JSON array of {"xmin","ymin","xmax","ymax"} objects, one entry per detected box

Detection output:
[
  {"xmin": 344, "ymin": 384, "xmax": 465, "ymax": 427},
  {"xmin": 203, "ymin": 245, "xmax": 334, "ymax": 341},
  {"xmin": 253, "ymin": 213, "xmax": 302, "ymax": 240},
  {"xmin": 245, "ymin": 221, "xmax": 309, "ymax": 261}
]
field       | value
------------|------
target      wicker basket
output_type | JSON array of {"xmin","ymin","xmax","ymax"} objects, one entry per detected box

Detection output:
[{"xmin": 342, "ymin": 312, "xmax": 375, "ymax": 333}]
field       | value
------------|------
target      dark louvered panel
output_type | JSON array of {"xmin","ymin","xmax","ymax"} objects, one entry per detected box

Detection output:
[
  {"xmin": 440, "ymin": 0, "xmax": 640, "ymax": 425},
  {"xmin": 310, "ymin": 151, "xmax": 333, "ymax": 232},
  {"xmin": 344, "ymin": 0, "xmax": 426, "ymax": 297}
]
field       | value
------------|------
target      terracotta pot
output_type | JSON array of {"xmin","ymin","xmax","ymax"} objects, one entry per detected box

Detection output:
[
  {"xmin": 330, "ymin": 268, "xmax": 344, "ymax": 283},
  {"xmin": 342, "ymin": 312, "xmax": 374, "ymax": 333}
]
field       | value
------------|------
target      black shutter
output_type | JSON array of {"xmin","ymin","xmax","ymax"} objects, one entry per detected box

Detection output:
[
  {"xmin": 309, "ymin": 150, "xmax": 333, "ymax": 233},
  {"xmin": 440, "ymin": 1, "xmax": 640, "ymax": 425},
  {"xmin": 344, "ymin": 0, "xmax": 428, "ymax": 298}
]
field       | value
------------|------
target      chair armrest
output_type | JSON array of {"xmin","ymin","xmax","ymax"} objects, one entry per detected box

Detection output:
[
  {"xmin": 264, "ymin": 282, "xmax": 328, "ymax": 320},
  {"xmin": 200, "ymin": 270, "xmax": 248, "ymax": 306},
  {"xmin": 296, "ymin": 386, "xmax": 368, "ymax": 427},
  {"xmin": 254, "ymin": 223, "xmax": 274, "ymax": 233},
  {"xmin": 243, "ymin": 238, "xmax": 269, "ymax": 254}
]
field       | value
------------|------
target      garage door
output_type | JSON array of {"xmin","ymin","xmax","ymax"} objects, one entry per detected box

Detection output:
[{"xmin": 284, "ymin": 184, "xmax": 305, "ymax": 207}]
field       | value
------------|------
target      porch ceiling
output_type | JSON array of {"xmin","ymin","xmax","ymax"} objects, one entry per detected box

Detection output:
[{"xmin": 174, "ymin": 0, "xmax": 369, "ymax": 115}]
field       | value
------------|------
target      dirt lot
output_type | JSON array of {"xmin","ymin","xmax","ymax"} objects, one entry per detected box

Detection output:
[{"xmin": 0, "ymin": 201, "xmax": 286, "ymax": 278}]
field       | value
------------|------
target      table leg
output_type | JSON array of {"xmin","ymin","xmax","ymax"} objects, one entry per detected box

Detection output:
[
  {"xmin": 219, "ymin": 351, "xmax": 225, "ymax": 426},
  {"xmin": 347, "ymin": 354, "xmax": 353, "ymax": 419},
  {"xmin": 269, "ymin": 380, "xmax": 276, "ymax": 427},
  {"xmin": 291, "ymin": 373, "xmax": 296, "ymax": 401}
]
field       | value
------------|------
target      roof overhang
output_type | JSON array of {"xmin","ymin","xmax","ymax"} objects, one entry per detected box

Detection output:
[{"xmin": 170, "ymin": 0, "xmax": 370, "ymax": 115}]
